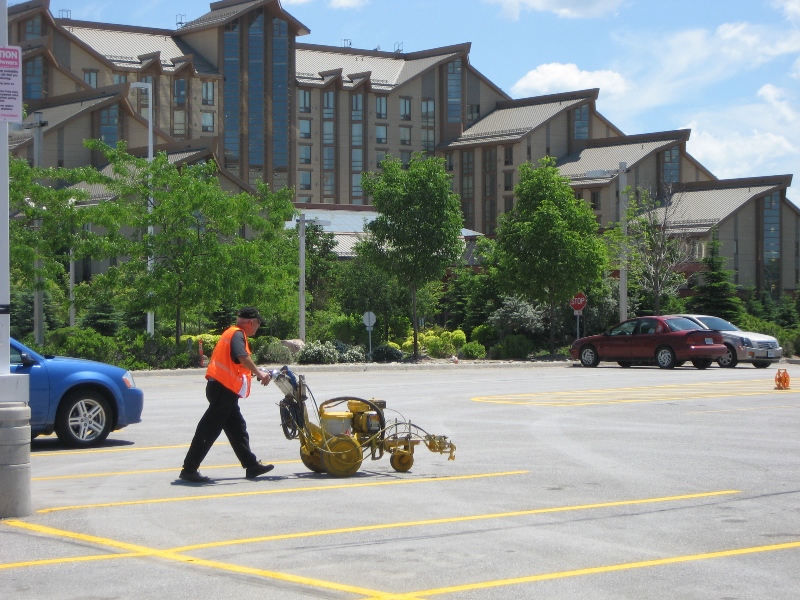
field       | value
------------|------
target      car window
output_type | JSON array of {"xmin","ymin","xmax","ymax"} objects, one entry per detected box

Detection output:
[
  {"xmin": 635, "ymin": 319, "xmax": 658, "ymax": 334},
  {"xmin": 10, "ymin": 346, "xmax": 22, "ymax": 364},
  {"xmin": 609, "ymin": 321, "xmax": 637, "ymax": 335},
  {"xmin": 665, "ymin": 317, "xmax": 704, "ymax": 332},
  {"xmin": 697, "ymin": 316, "xmax": 738, "ymax": 331}
]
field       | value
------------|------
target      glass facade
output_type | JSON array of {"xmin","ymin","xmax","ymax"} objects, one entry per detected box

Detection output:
[
  {"xmin": 223, "ymin": 22, "xmax": 241, "ymax": 177},
  {"xmin": 248, "ymin": 13, "xmax": 265, "ymax": 185},
  {"xmin": 447, "ymin": 59, "xmax": 462, "ymax": 123},
  {"xmin": 272, "ymin": 18, "xmax": 290, "ymax": 186},
  {"xmin": 764, "ymin": 191, "xmax": 781, "ymax": 294}
]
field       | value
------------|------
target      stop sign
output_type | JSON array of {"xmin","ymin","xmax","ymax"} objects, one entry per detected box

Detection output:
[{"xmin": 569, "ymin": 292, "xmax": 587, "ymax": 311}]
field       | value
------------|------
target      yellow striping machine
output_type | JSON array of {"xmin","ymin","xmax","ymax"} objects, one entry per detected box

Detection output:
[{"xmin": 270, "ymin": 366, "xmax": 456, "ymax": 477}]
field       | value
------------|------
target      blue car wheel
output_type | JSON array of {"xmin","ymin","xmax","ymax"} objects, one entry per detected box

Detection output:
[{"xmin": 55, "ymin": 391, "xmax": 113, "ymax": 447}]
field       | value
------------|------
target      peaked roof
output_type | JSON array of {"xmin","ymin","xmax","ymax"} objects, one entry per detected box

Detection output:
[
  {"xmin": 296, "ymin": 43, "xmax": 470, "ymax": 92},
  {"xmin": 558, "ymin": 130, "xmax": 691, "ymax": 185},
  {"xmin": 179, "ymin": 0, "xmax": 310, "ymax": 36},
  {"xmin": 444, "ymin": 89, "xmax": 599, "ymax": 149}
]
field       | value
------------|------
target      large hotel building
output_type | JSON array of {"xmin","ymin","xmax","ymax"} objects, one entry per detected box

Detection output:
[{"xmin": 8, "ymin": 0, "xmax": 798, "ymax": 294}]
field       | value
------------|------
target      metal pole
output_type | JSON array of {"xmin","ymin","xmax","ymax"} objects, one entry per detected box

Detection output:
[
  {"xmin": 298, "ymin": 214, "xmax": 306, "ymax": 342},
  {"xmin": 619, "ymin": 162, "xmax": 628, "ymax": 322},
  {"xmin": 0, "ymin": 0, "xmax": 11, "ymax": 373}
]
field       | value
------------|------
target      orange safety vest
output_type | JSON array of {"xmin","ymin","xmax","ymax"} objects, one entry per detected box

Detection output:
[{"xmin": 205, "ymin": 326, "xmax": 252, "ymax": 397}]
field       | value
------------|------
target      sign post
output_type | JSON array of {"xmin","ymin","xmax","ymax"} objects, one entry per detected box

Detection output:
[
  {"xmin": 363, "ymin": 311, "xmax": 376, "ymax": 359},
  {"xmin": 569, "ymin": 292, "xmax": 588, "ymax": 340}
]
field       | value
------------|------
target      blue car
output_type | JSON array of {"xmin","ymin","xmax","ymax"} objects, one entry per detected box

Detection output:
[{"xmin": 10, "ymin": 338, "xmax": 144, "ymax": 447}]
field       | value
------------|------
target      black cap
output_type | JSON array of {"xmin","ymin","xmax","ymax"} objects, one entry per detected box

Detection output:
[{"xmin": 237, "ymin": 306, "xmax": 264, "ymax": 324}]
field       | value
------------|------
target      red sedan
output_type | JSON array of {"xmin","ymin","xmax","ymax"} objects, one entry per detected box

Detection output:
[{"xmin": 569, "ymin": 315, "xmax": 727, "ymax": 369}]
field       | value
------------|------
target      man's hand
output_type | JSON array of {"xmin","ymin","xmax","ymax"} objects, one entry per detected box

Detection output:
[{"xmin": 256, "ymin": 370, "xmax": 271, "ymax": 386}]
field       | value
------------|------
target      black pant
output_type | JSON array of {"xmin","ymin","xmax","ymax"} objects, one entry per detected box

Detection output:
[{"xmin": 183, "ymin": 379, "xmax": 258, "ymax": 472}]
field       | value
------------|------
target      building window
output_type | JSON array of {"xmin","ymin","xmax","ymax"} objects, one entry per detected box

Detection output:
[
  {"xmin": 323, "ymin": 121, "xmax": 335, "ymax": 144},
  {"xmin": 504, "ymin": 196, "xmax": 514, "ymax": 213},
  {"xmin": 375, "ymin": 124, "xmax": 387, "ymax": 144},
  {"xmin": 299, "ymin": 171, "xmax": 312, "ymax": 190},
  {"xmin": 461, "ymin": 150, "xmax": 474, "ymax": 175},
  {"xmin": 173, "ymin": 110, "xmax": 187, "ymax": 136},
  {"xmin": 84, "ymin": 70, "xmax": 98, "ymax": 88},
  {"xmin": 113, "ymin": 74, "xmax": 127, "ymax": 84},
  {"xmin": 504, "ymin": 146, "xmax": 513, "ymax": 166},
  {"xmin": 590, "ymin": 190, "xmax": 601, "ymax": 210},
  {"xmin": 24, "ymin": 14, "xmax": 43, "ymax": 40},
  {"xmin": 467, "ymin": 103, "xmax": 480, "ymax": 122},
  {"xmin": 202, "ymin": 81, "xmax": 215, "ymax": 105},
  {"xmin": 764, "ymin": 191, "xmax": 781, "ymax": 294},
  {"xmin": 24, "ymin": 56, "xmax": 47, "ymax": 99},
  {"xmin": 323, "ymin": 147, "xmax": 335, "ymax": 169},
  {"xmin": 138, "ymin": 75, "xmax": 153, "ymax": 111},
  {"xmin": 445, "ymin": 153, "xmax": 454, "ymax": 171},
  {"xmin": 447, "ymin": 59, "xmax": 462, "ymax": 123},
  {"xmin": 299, "ymin": 119, "xmax": 311, "ymax": 139},
  {"xmin": 99, "ymin": 104, "xmax": 120, "ymax": 145},
  {"xmin": 299, "ymin": 89, "xmax": 311, "ymax": 113},
  {"xmin": 323, "ymin": 171, "xmax": 335, "ymax": 194},
  {"xmin": 351, "ymin": 123, "xmax": 363, "ymax": 146},
  {"xmin": 223, "ymin": 21, "xmax": 241, "ymax": 177},
  {"xmin": 202, "ymin": 112, "xmax": 215, "ymax": 132},
  {"xmin": 376, "ymin": 95, "xmax": 387, "ymax": 119},
  {"xmin": 422, "ymin": 99, "xmax": 435, "ymax": 126},
  {"xmin": 352, "ymin": 173, "xmax": 363, "ymax": 198},
  {"xmin": 351, "ymin": 93, "xmax": 363, "ymax": 120},
  {"xmin": 400, "ymin": 151, "xmax": 412, "ymax": 168},
  {"xmin": 323, "ymin": 90, "xmax": 335, "ymax": 119},
  {"xmin": 663, "ymin": 146, "xmax": 680, "ymax": 183},
  {"xmin": 504, "ymin": 171, "xmax": 514, "ymax": 191},
  {"xmin": 376, "ymin": 150, "xmax": 387, "ymax": 168},
  {"xmin": 271, "ymin": 18, "xmax": 290, "ymax": 175},
  {"xmin": 400, "ymin": 97, "xmax": 411, "ymax": 121},
  {"xmin": 299, "ymin": 145, "xmax": 311, "ymax": 165},
  {"xmin": 174, "ymin": 78, "xmax": 187, "ymax": 105},
  {"xmin": 574, "ymin": 104, "xmax": 589, "ymax": 140},
  {"xmin": 400, "ymin": 126, "xmax": 411, "ymax": 146},
  {"xmin": 351, "ymin": 148, "xmax": 363, "ymax": 171},
  {"xmin": 421, "ymin": 129, "xmax": 435, "ymax": 152}
]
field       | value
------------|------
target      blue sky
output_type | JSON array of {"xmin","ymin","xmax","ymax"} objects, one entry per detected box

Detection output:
[{"xmin": 34, "ymin": 0, "xmax": 800, "ymax": 199}]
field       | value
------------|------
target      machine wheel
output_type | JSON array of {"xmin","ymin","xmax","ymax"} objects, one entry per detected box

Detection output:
[
  {"xmin": 579, "ymin": 345, "xmax": 600, "ymax": 367},
  {"xmin": 55, "ymin": 391, "xmax": 112, "ymax": 447},
  {"xmin": 655, "ymin": 346, "xmax": 677, "ymax": 369},
  {"xmin": 691, "ymin": 359, "xmax": 712, "ymax": 370},
  {"xmin": 300, "ymin": 448, "xmax": 325, "ymax": 473},
  {"xmin": 322, "ymin": 435, "xmax": 362, "ymax": 477},
  {"xmin": 753, "ymin": 361, "xmax": 771, "ymax": 369},
  {"xmin": 390, "ymin": 452, "xmax": 414, "ymax": 473},
  {"xmin": 617, "ymin": 361, "xmax": 632, "ymax": 368},
  {"xmin": 717, "ymin": 344, "xmax": 738, "ymax": 368}
]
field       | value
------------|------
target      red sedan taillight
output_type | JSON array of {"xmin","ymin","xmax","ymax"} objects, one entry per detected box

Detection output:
[{"xmin": 687, "ymin": 331, "xmax": 721, "ymax": 346}]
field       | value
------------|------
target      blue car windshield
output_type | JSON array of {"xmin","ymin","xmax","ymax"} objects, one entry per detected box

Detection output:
[{"xmin": 666, "ymin": 317, "xmax": 704, "ymax": 332}]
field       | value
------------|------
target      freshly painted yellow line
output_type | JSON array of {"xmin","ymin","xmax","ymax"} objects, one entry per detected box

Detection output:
[
  {"xmin": 37, "ymin": 471, "xmax": 529, "ymax": 514},
  {"xmin": 407, "ymin": 540, "xmax": 800, "ymax": 596},
  {"xmin": 0, "ymin": 553, "xmax": 143, "ymax": 570},
  {"xmin": 3, "ymin": 520, "xmax": 385, "ymax": 597},
  {"xmin": 688, "ymin": 405, "xmax": 799, "ymax": 414},
  {"xmin": 169, "ymin": 490, "xmax": 740, "ymax": 553},
  {"xmin": 32, "ymin": 460, "xmax": 302, "ymax": 481}
]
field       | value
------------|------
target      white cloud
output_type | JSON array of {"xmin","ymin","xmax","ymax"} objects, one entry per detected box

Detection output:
[
  {"xmin": 772, "ymin": 0, "xmax": 800, "ymax": 22},
  {"xmin": 329, "ymin": 0, "xmax": 369, "ymax": 7},
  {"xmin": 483, "ymin": 0, "xmax": 623, "ymax": 20},
  {"xmin": 757, "ymin": 84, "xmax": 798, "ymax": 122},
  {"xmin": 511, "ymin": 63, "xmax": 631, "ymax": 98}
]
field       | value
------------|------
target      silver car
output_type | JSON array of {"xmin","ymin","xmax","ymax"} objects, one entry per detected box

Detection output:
[{"xmin": 679, "ymin": 314, "xmax": 782, "ymax": 368}]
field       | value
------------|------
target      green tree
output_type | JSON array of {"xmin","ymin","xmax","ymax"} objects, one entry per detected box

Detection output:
[
  {"xmin": 494, "ymin": 157, "xmax": 606, "ymax": 353},
  {"xmin": 360, "ymin": 153, "xmax": 464, "ymax": 359},
  {"xmin": 687, "ymin": 228, "xmax": 744, "ymax": 321},
  {"xmin": 608, "ymin": 184, "xmax": 693, "ymax": 315},
  {"xmin": 82, "ymin": 140, "xmax": 296, "ymax": 345},
  {"xmin": 299, "ymin": 221, "xmax": 339, "ymax": 312}
]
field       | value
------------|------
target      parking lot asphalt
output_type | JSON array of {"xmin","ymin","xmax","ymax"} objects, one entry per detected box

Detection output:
[{"xmin": 2, "ymin": 361, "xmax": 799, "ymax": 599}]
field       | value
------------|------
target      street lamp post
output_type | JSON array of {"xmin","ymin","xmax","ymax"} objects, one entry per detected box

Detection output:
[
  {"xmin": 129, "ymin": 82, "xmax": 154, "ymax": 336},
  {"xmin": 297, "ymin": 214, "xmax": 330, "ymax": 342}
]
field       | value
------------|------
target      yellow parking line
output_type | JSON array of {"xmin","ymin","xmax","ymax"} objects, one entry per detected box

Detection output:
[
  {"xmin": 37, "ymin": 471, "xmax": 528, "ymax": 514},
  {"xmin": 2, "ymin": 520, "xmax": 386, "ymax": 597},
  {"xmin": 0, "ymin": 553, "xmax": 143, "ymax": 570},
  {"xmin": 32, "ymin": 460, "xmax": 302, "ymax": 481},
  {"xmin": 406, "ymin": 540, "xmax": 800, "ymax": 597},
  {"xmin": 169, "ymin": 490, "xmax": 740, "ymax": 553}
]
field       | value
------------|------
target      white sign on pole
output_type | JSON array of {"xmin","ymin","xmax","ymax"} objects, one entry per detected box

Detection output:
[
  {"xmin": 0, "ymin": 47, "xmax": 22, "ymax": 123},
  {"xmin": 362, "ymin": 311, "xmax": 376, "ymax": 327}
]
